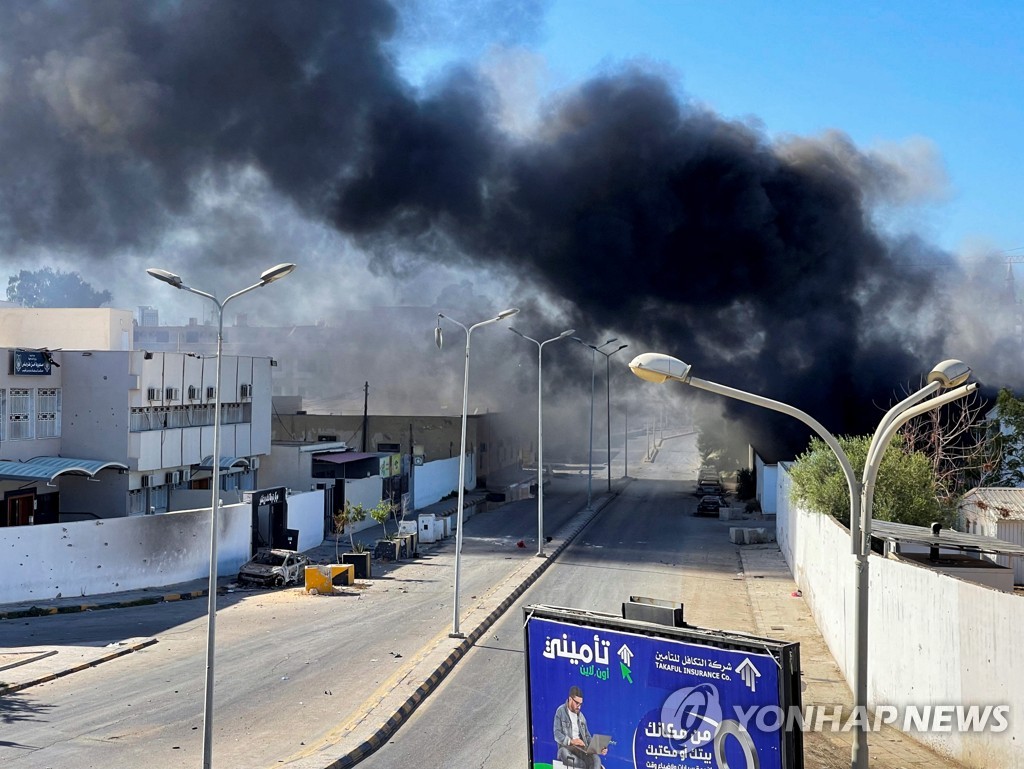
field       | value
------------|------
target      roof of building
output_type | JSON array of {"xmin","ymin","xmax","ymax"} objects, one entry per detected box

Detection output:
[
  {"xmin": 871, "ymin": 519, "xmax": 1024, "ymax": 557},
  {"xmin": 0, "ymin": 457, "xmax": 128, "ymax": 482},
  {"xmin": 959, "ymin": 487, "xmax": 1024, "ymax": 522},
  {"xmin": 197, "ymin": 456, "xmax": 250, "ymax": 471},
  {"xmin": 311, "ymin": 451, "xmax": 385, "ymax": 465}
]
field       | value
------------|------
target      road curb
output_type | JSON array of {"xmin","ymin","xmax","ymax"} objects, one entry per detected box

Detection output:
[
  {"xmin": 319, "ymin": 487, "xmax": 625, "ymax": 769},
  {"xmin": 0, "ymin": 637, "xmax": 158, "ymax": 695},
  {"xmin": 0, "ymin": 588, "xmax": 216, "ymax": 620}
]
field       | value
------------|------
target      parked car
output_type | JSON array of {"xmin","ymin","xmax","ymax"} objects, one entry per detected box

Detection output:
[
  {"xmin": 696, "ymin": 495, "xmax": 725, "ymax": 516},
  {"xmin": 237, "ymin": 549, "xmax": 310, "ymax": 587},
  {"xmin": 695, "ymin": 479, "xmax": 724, "ymax": 496}
]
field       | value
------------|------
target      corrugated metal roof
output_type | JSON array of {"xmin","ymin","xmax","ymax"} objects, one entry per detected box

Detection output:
[
  {"xmin": 871, "ymin": 519, "xmax": 1024, "ymax": 557},
  {"xmin": 0, "ymin": 457, "xmax": 128, "ymax": 482},
  {"xmin": 959, "ymin": 487, "xmax": 1024, "ymax": 522}
]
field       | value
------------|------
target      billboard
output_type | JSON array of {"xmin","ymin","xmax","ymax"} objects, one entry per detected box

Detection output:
[{"xmin": 524, "ymin": 604, "xmax": 802, "ymax": 769}]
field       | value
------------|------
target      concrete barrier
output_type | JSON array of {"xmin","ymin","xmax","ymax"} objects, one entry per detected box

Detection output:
[{"xmin": 729, "ymin": 527, "xmax": 776, "ymax": 545}]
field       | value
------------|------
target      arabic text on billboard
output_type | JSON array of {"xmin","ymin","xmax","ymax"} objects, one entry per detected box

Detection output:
[{"xmin": 525, "ymin": 616, "xmax": 788, "ymax": 769}]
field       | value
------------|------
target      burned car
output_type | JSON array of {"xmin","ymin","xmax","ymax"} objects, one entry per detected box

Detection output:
[{"xmin": 237, "ymin": 549, "xmax": 310, "ymax": 587}]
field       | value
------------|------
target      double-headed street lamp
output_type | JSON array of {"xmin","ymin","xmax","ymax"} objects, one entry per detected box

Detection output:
[
  {"xmin": 435, "ymin": 307, "xmax": 520, "ymax": 638},
  {"xmin": 148, "ymin": 263, "xmax": 296, "ymax": 769},
  {"xmin": 628, "ymin": 352, "xmax": 974, "ymax": 769},
  {"xmin": 572, "ymin": 337, "xmax": 620, "ymax": 509},
  {"xmin": 510, "ymin": 326, "xmax": 575, "ymax": 556}
]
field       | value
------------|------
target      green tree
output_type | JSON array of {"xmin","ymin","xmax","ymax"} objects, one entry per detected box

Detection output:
[
  {"xmin": 7, "ymin": 268, "xmax": 112, "ymax": 308},
  {"xmin": 369, "ymin": 498, "xmax": 397, "ymax": 540},
  {"xmin": 982, "ymin": 388, "xmax": 1024, "ymax": 487},
  {"xmin": 789, "ymin": 434, "xmax": 951, "ymax": 528},
  {"xmin": 333, "ymin": 501, "xmax": 367, "ymax": 560}
]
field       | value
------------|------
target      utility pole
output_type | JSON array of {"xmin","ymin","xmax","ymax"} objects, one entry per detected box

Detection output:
[{"xmin": 361, "ymin": 381, "xmax": 369, "ymax": 452}]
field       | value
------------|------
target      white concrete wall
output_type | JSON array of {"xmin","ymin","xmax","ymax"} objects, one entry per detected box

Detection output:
[
  {"xmin": 338, "ymin": 476, "xmax": 387, "ymax": 535},
  {"xmin": 285, "ymin": 489, "xmax": 325, "ymax": 552},
  {"xmin": 0, "ymin": 502, "xmax": 250, "ymax": 604},
  {"xmin": 412, "ymin": 453, "xmax": 476, "ymax": 509},
  {"xmin": 776, "ymin": 465, "xmax": 1024, "ymax": 768},
  {"xmin": 0, "ymin": 490, "xmax": 326, "ymax": 604}
]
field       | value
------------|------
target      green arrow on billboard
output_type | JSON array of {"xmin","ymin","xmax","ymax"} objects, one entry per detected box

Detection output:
[{"xmin": 620, "ymin": 661, "xmax": 633, "ymax": 683}]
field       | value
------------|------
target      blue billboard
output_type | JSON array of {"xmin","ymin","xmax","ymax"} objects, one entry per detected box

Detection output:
[{"xmin": 524, "ymin": 605, "xmax": 802, "ymax": 769}]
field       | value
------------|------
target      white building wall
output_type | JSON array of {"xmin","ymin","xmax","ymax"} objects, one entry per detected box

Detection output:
[
  {"xmin": 993, "ymin": 521, "xmax": 1024, "ymax": 584},
  {"xmin": 776, "ymin": 464, "xmax": 1024, "ymax": 768},
  {"xmin": 0, "ymin": 308, "xmax": 134, "ymax": 351},
  {"xmin": 341, "ymin": 476, "xmax": 387, "ymax": 536},
  {"xmin": 761, "ymin": 463, "xmax": 778, "ymax": 514}
]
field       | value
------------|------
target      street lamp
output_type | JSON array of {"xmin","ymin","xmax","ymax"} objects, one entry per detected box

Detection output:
[
  {"xmin": 436, "ymin": 307, "xmax": 520, "ymax": 637},
  {"xmin": 571, "ymin": 337, "xmax": 619, "ymax": 509},
  {"xmin": 629, "ymin": 352, "xmax": 974, "ymax": 769},
  {"xmin": 148, "ymin": 262, "xmax": 296, "ymax": 769},
  {"xmin": 510, "ymin": 326, "xmax": 575, "ymax": 556},
  {"xmin": 595, "ymin": 343, "xmax": 629, "ymax": 491}
]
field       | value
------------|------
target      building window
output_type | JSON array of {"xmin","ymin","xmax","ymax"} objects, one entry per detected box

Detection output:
[
  {"xmin": 9, "ymin": 388, "xmax": 33, "ymax": 440},
  {"xmin": 0, "ymin": 389, "xmax": 6, "ymax": 442},
  {"xmin": 129, "ymin": 489, "xmax": 147, "ymax": 516},
  {"xmin": 129, "ymin": 402, "xmax": 248, "ymax": 432},
  {"xmin": 36, "ymin": 388, "xmax": 61, "ymax": 438}
]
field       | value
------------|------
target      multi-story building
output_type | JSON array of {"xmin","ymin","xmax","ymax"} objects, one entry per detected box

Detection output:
[{"xmin": 0, "ymin": 308, "xmax": 272, "ymax": 525}]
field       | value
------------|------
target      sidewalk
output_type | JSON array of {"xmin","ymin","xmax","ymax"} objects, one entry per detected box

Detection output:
[{"xmin": 741, "ymin": 545, "xmax": 967, "ymax": 769}]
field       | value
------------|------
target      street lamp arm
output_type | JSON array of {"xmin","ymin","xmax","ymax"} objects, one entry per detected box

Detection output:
[
  {"xmin": 863, "ymin": 381, "xmax": 941, "ymax": 481},
  {"xmin": 861, "ymin": 382, "xmax": 979, "ymax": 535},
  {"xmin": 687, "ymin": 374, "xmax": 859, "ymax": 496},
  {"xmin": 223, "ymin": 280, "xmax": 270, "ymax": 308}
]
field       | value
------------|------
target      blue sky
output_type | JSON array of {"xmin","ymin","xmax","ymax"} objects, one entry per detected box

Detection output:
[{"xmin": 417, "ymin": 0, "xmax": 1024, "ymax": 256}]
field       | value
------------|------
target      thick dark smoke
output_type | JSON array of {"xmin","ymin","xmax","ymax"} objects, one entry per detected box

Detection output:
[
  {"xmin": 0, "ymin": 0, "xmax": 1009, "ymax": 460},
  {"xmin": 335, "ymin": 70, "xmax": 961, "ymax": 457}
]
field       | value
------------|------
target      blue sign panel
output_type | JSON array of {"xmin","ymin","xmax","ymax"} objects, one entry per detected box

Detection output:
[
  {"xmin": 525, "ymin": 613, "xmax": 795, "ymax": 769},
  {"xmin": 13, "ymin": 350, "xmax": 51, "ymax": 375}
]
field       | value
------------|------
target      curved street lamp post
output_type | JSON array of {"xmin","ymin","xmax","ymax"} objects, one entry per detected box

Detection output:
[
  {"xmin": 436, "ymin": 308, "xmax": 520, "ymax": 637},
  {"xmin": 147, "ymin": 263, "xmax": 296, "ymax": 769},
  {"xmin": 628, "ymin": 352, "xmax": 974, "ymax": 769},
  {"xmin": 510, "ymin": 326, "xmax": 575, "ymax": 556}
]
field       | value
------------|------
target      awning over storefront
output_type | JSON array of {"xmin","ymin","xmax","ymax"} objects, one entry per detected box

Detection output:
[
  {"xmin": 311, "ymin": 451, "xmax": 388, "ymax": 479},
  {"xmin": 0, "ymin": 457, "xmax": 128, "ymax": 482},
  {"xmin": 198, "ymin": 456, "xmax": 251, "ymax": 471},
  {"xmin": 312, "ymin": 452, "xmax": 381, "ymax": 464}
]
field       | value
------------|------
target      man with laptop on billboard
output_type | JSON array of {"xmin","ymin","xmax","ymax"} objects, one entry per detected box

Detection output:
[{"xmin": 553, "ymin": 686, "xmax": 611, "ymax": 768}]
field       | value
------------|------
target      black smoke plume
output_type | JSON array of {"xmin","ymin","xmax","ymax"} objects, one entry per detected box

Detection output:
[{"xmin": 0, "ymin": 1, "xmax": 1006, "ymax": 459}]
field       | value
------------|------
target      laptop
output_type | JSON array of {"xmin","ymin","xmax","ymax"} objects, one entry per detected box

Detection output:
[{"xmin": 585, "ymin": 734, "xmax": 612, "ymax": 754}]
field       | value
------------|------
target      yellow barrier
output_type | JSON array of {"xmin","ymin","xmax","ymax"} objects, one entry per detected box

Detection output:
[{"xmin": 304, "ymin": 564, "xmax": 355, "ymax": 594}]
